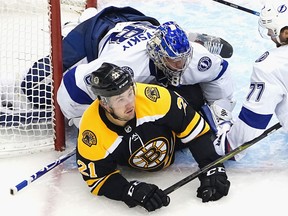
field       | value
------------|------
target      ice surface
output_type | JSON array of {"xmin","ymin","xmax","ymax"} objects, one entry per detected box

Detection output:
[{"xmin": 1, "ymin": 0, "xmax": 287, "ymax": 215}]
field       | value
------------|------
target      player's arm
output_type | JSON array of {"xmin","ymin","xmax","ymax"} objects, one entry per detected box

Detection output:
[
  {"xmin": 57, "ymin": 63, "xmax": 98, "ymax": 127},
  {"xmin": 196, "ymin": 50, "xmax": 235, "ymax": 135},
  {"xmin": 76, "ymin": 150, "xmax": 127, "ymax": 197},
  {"xmin": 161, "ymin": 89, "xmax": 223, "ymax": 166},
  {"xmin": 184, "ymin": 43, "xmax": 234, "ymax": 104},
  {"xmin": 162, "ymin": 90, "xmax": 231, "ymax": 202},
  {"xmin": 226, "ymin": 62, "xmax": 283, "ymax": 160},
  {"xmin": 199, "ymin": 58, "xmax": 234, "ymax": 104},
  {"xmin": 76, "ymin": 144, "xmax": 169, "ymax": 212}
]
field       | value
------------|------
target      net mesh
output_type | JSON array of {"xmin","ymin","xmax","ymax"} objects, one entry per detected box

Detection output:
[{"xmin": 0, "ymin": 0, "xmax": 87, "ymax": 157}]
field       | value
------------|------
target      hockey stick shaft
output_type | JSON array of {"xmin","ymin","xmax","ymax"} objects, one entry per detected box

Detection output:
[
  {"xmin": 10, "ymin": 148, "xmax": 76, "ymax": 195},
  {"xmin": 164, "ymin": 122, "xmax": 281, "ymax": 195},
  {"xmin": 212, "ymin": 0, "xmax": 260, "ymax": 16}
]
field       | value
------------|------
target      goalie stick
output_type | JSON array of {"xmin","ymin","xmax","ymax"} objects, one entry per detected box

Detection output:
[
  {"xmin": 212, "ymin": 0, "xmax": 260, "ymax": 16},
  {"xmin": 164, "ymin": 122, "xmax": 281, "ymax": 195},
  {"xmin": 10, "ymin": 148, "xmax": 76, "ymax": 195}
]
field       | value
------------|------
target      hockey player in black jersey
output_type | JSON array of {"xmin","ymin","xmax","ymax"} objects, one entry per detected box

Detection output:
[{"xmin": 76, "ymin": 62, "xmax": 230, "ymax": 212}]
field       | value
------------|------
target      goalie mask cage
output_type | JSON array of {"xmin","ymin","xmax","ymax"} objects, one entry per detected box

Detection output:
[{"xmin": 0, "ymin": 0, "xmax": 97, "ymax": 157}]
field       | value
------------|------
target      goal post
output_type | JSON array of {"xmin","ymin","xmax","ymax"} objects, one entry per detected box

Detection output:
[
  {"xmin": 0, "ymin": 0, "xmax": 97, "ymax": 157},
  {"xmin": 51, "ymin": 0, "xmax": 65, "ymax": 152}
]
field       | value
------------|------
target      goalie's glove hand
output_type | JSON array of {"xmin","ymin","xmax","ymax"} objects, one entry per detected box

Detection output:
[
  {"xmin": 213, "ymin": 121, "xmax": 233, "ymax": 156},
  {"xmin": 122, "ymin": 181, "xmax": 170, "ymax": 212},
  {"xmin": 197, "ymin": 164, "xmax": 230, "ymax": 202}
]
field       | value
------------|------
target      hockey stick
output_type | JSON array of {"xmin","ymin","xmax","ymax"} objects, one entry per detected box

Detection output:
[
  {"xmin": 164, "ymin": 122, "xmax": 281, "ymax": 195},
  {"xmin": 10, "ymin": 148, "xmax": 76, "ymax": 195},
  {"xmin": 212, "ymin": 0, "xmax": 260, "ymax": 16}
]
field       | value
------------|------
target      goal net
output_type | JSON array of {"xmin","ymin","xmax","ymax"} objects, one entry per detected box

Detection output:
[{"xmin": 0, "ymin": 0, "xmax": 96, "ymax": 157}]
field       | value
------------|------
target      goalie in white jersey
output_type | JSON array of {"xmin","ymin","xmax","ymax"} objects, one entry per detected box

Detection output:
[
  {"xmin": 57, "ymin": 8, "xmax": 235, "ymax": 127},
  {"xmin": 216, "ymin": 0, "xmax": 288, "ymax": 161},
  {"xmin": 2, "ymin": 6, "xmax": 234, "ymax": 127}
]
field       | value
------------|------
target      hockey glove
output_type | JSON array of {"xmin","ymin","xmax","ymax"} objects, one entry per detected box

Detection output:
[
  {"xmin": 201, "ymin": 99, "xmax": 235, "ymax": 136},
  {"xmin": 197, "ymin": 164, "xmax": 230, "ymax": 202},
  {"xmin": 122, "ymin": 181, "xmax": 170, "ymax": 212},
  {"xmin": 213, "ymin": 122, "xmax": 232, "ymax": 156}
]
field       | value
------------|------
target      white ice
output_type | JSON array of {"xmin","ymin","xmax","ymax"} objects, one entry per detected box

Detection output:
[{"xmin": 1, "ymin": 0, "xmax": 288, "ymax": 215}]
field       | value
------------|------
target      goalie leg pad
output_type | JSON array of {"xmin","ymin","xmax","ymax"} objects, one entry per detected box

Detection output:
[{"xmin": 201, "ymin": 104, "xmax": 219, "ymax": 134}]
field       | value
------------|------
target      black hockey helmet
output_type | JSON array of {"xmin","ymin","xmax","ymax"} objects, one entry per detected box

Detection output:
[{"xmin": 90, "ymin": 62, "xmax": 134, "ymax": 97}]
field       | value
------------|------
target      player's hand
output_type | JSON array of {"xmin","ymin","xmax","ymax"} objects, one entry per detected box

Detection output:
[
  {"xmin": 122, "ymin": 181, "xmax": 170, "ymax": 212},
  {"xmin": 197, "ymin": 164, "xmax": 230, "ymax": 202}
]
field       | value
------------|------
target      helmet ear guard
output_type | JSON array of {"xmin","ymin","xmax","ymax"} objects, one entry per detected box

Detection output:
[
  {"xmin": 90, "ymin": 62, "xmax": 134, "ymax": 98},
  {"xmin": 99, "ymin": 96, "xmax": 108, "ymax": 106},
  {"xmin": 147, "ymin": 21, "xmax": 192, "ymax": 86}
]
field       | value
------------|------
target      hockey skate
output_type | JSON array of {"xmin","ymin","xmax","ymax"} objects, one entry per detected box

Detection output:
[{"xmin": 188, "ymin": 32, "xmax": 233, "ymax": 58}]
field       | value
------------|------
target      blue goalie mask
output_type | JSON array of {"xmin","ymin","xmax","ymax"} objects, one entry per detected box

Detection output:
[{"xmin": 147, "ymin": 21, "xmax": 192, "ymax": 86}]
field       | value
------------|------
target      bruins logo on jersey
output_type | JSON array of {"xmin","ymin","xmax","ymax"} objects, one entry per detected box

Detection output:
[
  {"xmin": 144, "ymin": 86, "xmax": 160, "ymax": 102},
  {"xmin": 82, "ymin": 130, "xmax": 97, "ymax": 147},
  {"xmin": 128, "ymin": 136, "xmax": 174, "ymax": 171}
]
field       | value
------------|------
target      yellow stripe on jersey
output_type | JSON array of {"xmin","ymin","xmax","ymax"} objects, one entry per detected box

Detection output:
[
  {"xmin": 88, "ymin": 170, "xmax": 121, "ymax": 195},
  {"xmin": 77, "ymin": 100, "xmax": 121, "ymax": 161},
  {"xmin": 177, "ymin": 112, "xmax": 210, "ymax": 143}
]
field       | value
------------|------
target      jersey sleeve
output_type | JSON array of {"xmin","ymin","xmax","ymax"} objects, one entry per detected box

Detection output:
[
  {"xmin": 227, "ymin": 53, "xmax": 285, "ymax": 160},
  {"xmin": 161, "ymin": 89, "xmax": 221, "ymax": 168},
  {"xmin": 182, "ymin": 42, "xmax": 234, "ymax": 103},
  {"xmin": 159, "ymin": 90, "xmax": 211, "ymax": 144},
  {"xmin": 76, "ymin": 102, "xmax": 130, "ymax": 201},
  {"xmin": 199, "ymin": 59, "xmax": 234, "ymax": 103},
  {"xmin": 242, "ymin": 60, "xmax": 283, "ymax": 124},
  {"xmin": 57, "ymin": 65, "xmax": 95, "ymax": 121},
  {"xmin": 76, "ymin": 149, "xmax": 129, "ymax": 200}
]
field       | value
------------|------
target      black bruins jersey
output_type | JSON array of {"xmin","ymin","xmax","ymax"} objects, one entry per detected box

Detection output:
[{"xmin": 77, "ymin": 83, "xmax": 210, "ymax": 201}]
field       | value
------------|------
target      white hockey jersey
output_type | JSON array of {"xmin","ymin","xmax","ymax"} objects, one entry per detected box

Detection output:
[
  {"xmin": 227, "ymin": 45, "xmax": 288, "ymax": 160},
  {"xmin": 57, "ymin": 21, "xmax": 234, "ymax": 123}
]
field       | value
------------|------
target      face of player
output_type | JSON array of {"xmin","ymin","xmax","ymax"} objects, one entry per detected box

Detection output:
[
  {"xmin": 266, "ymin": 28, "xmax": 288, "ymax": 46},
  {"xmin": 106, "ymin": 86, "xmax": 136, "ymax": 122},
  {"xmin": 164, "ymin": 56, "xmax": 187, "ymax": 72},
  {"xmin": 275, "ymin": 28, "xmax": 288, "ymax": 45}
]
